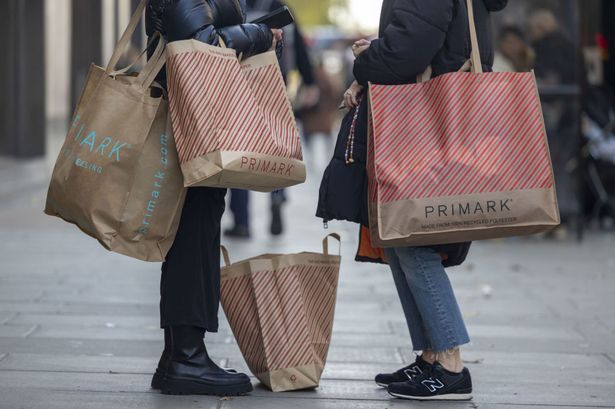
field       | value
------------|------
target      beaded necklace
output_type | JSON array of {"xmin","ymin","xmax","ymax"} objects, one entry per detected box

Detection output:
[{"xmin": 344, "ymin": 95, "xmax": 363, "ymax": 165}]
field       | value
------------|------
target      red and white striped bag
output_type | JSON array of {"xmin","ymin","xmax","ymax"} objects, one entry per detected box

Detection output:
[
  {"xmin": 166, "ymin": 40, "xmax": 305, "ymax": 191},
  {"xmin": 367, "ymin": 0, "xmax": 560, "ymax": 247},
  {"xmin": 219, "ymin": 234, "xmax": 341, "ymax": 392}
]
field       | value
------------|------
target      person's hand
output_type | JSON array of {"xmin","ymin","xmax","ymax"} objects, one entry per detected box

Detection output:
[
  {"xmin": 352, "ymin": 39, "xmax": 371, "ymax": 58},
  {"xmin": 271, "ymin": 28, "xmax": 284, "ymax": 44},
  {"xmin": 342, "ymin": 81, "xmax": 364, "ymax": 109}
]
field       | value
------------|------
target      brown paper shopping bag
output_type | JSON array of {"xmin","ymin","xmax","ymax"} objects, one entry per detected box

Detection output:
[
  {"xmin": 220, "ymin": 234, "xmax": 341, "ymax": 392},
  {"xmin": 367, "ymin": 0, "xmax": 560, "ymax": 247},
  {"xmin": 166, "ymin": 40, "xmax": 306, "ymax": 191},
  {"xmin": 45, "ymin": 0, "xmax": 186, "ymax": 261}
]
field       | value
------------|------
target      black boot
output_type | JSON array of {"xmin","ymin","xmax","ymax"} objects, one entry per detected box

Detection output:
[
  {"xmin": 151, "ymin": 327, "xmax": 171, "ymax": 389},
  {"xmin": 160, "ymin": 326, "xmax": 253, "ymax": 396}
]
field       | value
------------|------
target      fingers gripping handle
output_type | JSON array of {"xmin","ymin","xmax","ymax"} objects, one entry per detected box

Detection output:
[{"xmin": 322, "ymin": 233, "xmax": 342, "ymax": 256}]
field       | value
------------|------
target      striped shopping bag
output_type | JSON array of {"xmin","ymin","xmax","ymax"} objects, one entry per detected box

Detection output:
[
  {"xmin": 166, "ymin": 40, "xmax": 306, "ymax": 191},
  {"xmin": 367, "ymin": 0, "xmax": 560, "ymax": 247},
  {"xmin": 219, "ymin": 234, "xmax": 341, "ymax": 392}
]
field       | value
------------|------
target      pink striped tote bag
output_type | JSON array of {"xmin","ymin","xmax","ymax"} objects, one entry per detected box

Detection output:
[
  {"xmin": 166, "ymin": 40, "xmax": 306, "ymax": 191},
  {"xmin": 367, "ymin": 0, "xmax": 560, "ymax": 247},
  {"xmin": 219, "ymin": 234, "xmax": 341, "ymax": 392}
]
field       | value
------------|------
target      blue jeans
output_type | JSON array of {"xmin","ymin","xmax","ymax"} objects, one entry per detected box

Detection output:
[{"xmin": 385, "ymin": 246, "xmax": 470, "ymax": 353}]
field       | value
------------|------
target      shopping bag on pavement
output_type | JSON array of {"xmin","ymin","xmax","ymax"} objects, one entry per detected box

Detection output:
[
  {"xmin": 45, "ymin": 0, "xmax": 186, "ymax": 262},
  {"xmin": 166, "ymin": 40, "xmax": 306, "ymax": 191},
  {"xmin": 367, "ymin": 0, "xmax": 560, "ymax": 247},
  {"xmin": 219, "ymin": 234, "xmax": 341, "ymax": 392}
]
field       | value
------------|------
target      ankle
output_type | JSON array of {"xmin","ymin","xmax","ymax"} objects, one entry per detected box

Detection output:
[
  {"xmin": 436, "ymin": 348, "xmax": 464, "ymax": 373},
  {"xmin": 420, "ymin": 350, "xmax": 436, "ymax": 364}
]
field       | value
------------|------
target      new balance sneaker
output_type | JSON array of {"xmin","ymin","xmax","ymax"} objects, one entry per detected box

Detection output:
[
  {"xmin": 387, "ymin": 362, "xmax": 472, "ymax": 401},
  {"xmin": 374, "ymin": 355, "xmax": 431, "ymax": 387}
]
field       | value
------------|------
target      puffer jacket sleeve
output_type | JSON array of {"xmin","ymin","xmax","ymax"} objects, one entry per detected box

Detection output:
[
  {"xmin": 157, "ymin": 0, "xmax": 273, "ymax": 58},
  {"xmin": 353, "ymin": 0, "xmax": 455, "ymax": 85},
  {"xmin": 194, "ymin": 24, "xmax": 273, "ymax": 57}
]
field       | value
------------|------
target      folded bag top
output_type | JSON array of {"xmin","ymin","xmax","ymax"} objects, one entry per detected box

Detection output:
[{"xmin": 367, "ymin": 0, "xmax": 560, "ymax": 248}]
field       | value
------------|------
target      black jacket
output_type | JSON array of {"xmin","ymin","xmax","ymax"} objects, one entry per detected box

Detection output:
[
  {"xmin": 146, "ymin": 0, "xmax": 273, "ymax": 57},
  {"xmin": 317, "ymin": 0, "xmax": 507, "ymax": 267},
  {"xmin": 354, "ymin": 0, "xmax": 508, "ymax": 85}
]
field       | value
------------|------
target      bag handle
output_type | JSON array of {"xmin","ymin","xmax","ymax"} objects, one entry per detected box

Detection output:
[
  {"xmin": 135, "ymin": 38, "xmax": 167, "ymax": 90},
  {"xmin": 220, "ymin": 246, "xmax": 231, "ymax": 267},
  {"xmin": 109, "ymin": 31, "xmax": 162, "ymax": 77},
  {"xmin": 106, "ymin": 0, "xmax": 149, "ymax": 74},
  {"xmin": 322, "ymin": 233, "xmax": 341, "ymax": 256},
  {"xmin": 416, "ymin": 0, "xmax": 482, "ymax": 82},
  {"xmin": 466, "ymin": 0, "xmax": 483, "ymax": 74}
]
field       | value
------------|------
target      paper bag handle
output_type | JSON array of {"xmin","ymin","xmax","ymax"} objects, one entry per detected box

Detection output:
[
  {"xmin": 220, "ymin": 246, "xmax": 231, "ymax": 267},
  {"xmin": 322, "ymin": 233, "xmax": 341, "ymax": 256},
  {"xmin": 466, "ymin": 0, "xmax": 483, "ymax": 74},
  {"xmin": 106, "ymin": 0, "xmax": 148, "ymax": 73},
  {"xmin": 416, "ymin": 0, "xmax": 482, "ymax": 83},
  {"xmin": 136, "ymin": 42, "xmax": 168, "ymax": 90}
]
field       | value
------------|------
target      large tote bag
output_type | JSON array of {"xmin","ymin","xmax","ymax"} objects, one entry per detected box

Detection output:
[
  {"xmin": 166, "ymin": 40, "xmax": 306, "ymax": 191},
  {"xmin": 367, "ymin": 0, "xmax": 560, "ymax": 248},
  {"xmin": 45, "ymin": 0, "xmax": 186, "ymax": 262},
  {"xmin": 219, "ymin": 234, "xmax": 341, "ymax": 392}
]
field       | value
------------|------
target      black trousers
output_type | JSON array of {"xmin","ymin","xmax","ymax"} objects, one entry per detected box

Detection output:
[{"xmin": 160, "ymin": 187, "xmax": 227, "ymax": 332}]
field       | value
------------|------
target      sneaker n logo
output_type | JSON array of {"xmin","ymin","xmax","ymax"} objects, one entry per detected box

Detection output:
[
  {"xmin": 403, "ymin": 367, "xmax": 422, "ymax": 379},
  {"xmin": 422, "ymin": 378, "xmax": 445, "ymax": 393}
]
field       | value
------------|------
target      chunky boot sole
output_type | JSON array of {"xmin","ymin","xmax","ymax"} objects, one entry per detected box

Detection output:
[
  {"xmin": 160, "ymin": 376, "xmax": 253, "ymax": 396},
  {"xmin": 151, "ymin": 370, "xmax": 164, "ymax": 390}
]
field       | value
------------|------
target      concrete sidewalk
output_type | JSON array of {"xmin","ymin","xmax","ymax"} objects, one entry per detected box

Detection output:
[{"xmin": 1, "ymin": 153, "xmax": 615, "ymax": 409}]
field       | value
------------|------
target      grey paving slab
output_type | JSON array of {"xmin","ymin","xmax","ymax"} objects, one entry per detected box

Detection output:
[
  {"xmin": 0, "ymin": 371, "xmax": 155, "ymax": 393},
  {"xmin": 0, "ymin": 287, "xmax": 43, "ymax": 302},
  {"xmin": 0, "ymin": 389, "xmax": 220, "ymax": 409},
  {"xmin": 30, "ymin": 326, "xmax": 163, "ymax": 341},
  {"xmin": 0, "ymin": 312, "xmax": 15, "ymax": 325},
  {"xmin": 0, "ymin": 301, "xmax": 65, "ymax": 314},
  {"xmin": 0, "ymin": 353, "xmax": 158, "ymax": 374},
  {"xmin": 0, "ymin": 324, "xmax": 37, "ymax": 338},
  {"xmin": 0, "ymin": 337, "xmax": 164, "ymax": 358},
  {"xmin": 221, "ymin": 397, "xmax": 475, "ymax": 409},
  {"xmin": 8, "ymin": 313, "xmax": 160, "ymax": 328}
]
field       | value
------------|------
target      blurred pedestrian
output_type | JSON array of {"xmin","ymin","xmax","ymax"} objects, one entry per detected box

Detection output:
[
  {"xmin": 528, "ymin": 9, "xmax": 576, "ymax": 85},
  {"xmin": 145, "ymin": 0, "xmax": 282, "ymax": 396},
  {"xmin": 299, "ymin": 57, "xmax": 342, "ymax": 147},
  {"xmin": 493, "ymin": 25, "xmax": 535, "ymax": 72},
  {"xmin": 320, "ymin": 0, "xmax": 508, "ymax": 401},
  {"xmin": 225, "ymin": 0, "xmax": 317, "ymax": 238}
]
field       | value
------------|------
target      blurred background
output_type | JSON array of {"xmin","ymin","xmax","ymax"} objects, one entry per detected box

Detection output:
[{"xmin": 1, "ymin": 0, "xmax": 614, "ymax": 236}]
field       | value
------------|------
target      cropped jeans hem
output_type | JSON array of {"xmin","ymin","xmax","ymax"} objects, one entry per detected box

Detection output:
[{"xmin": 385, "ymin": 246, "xmax": 470, "ymax": 354}]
